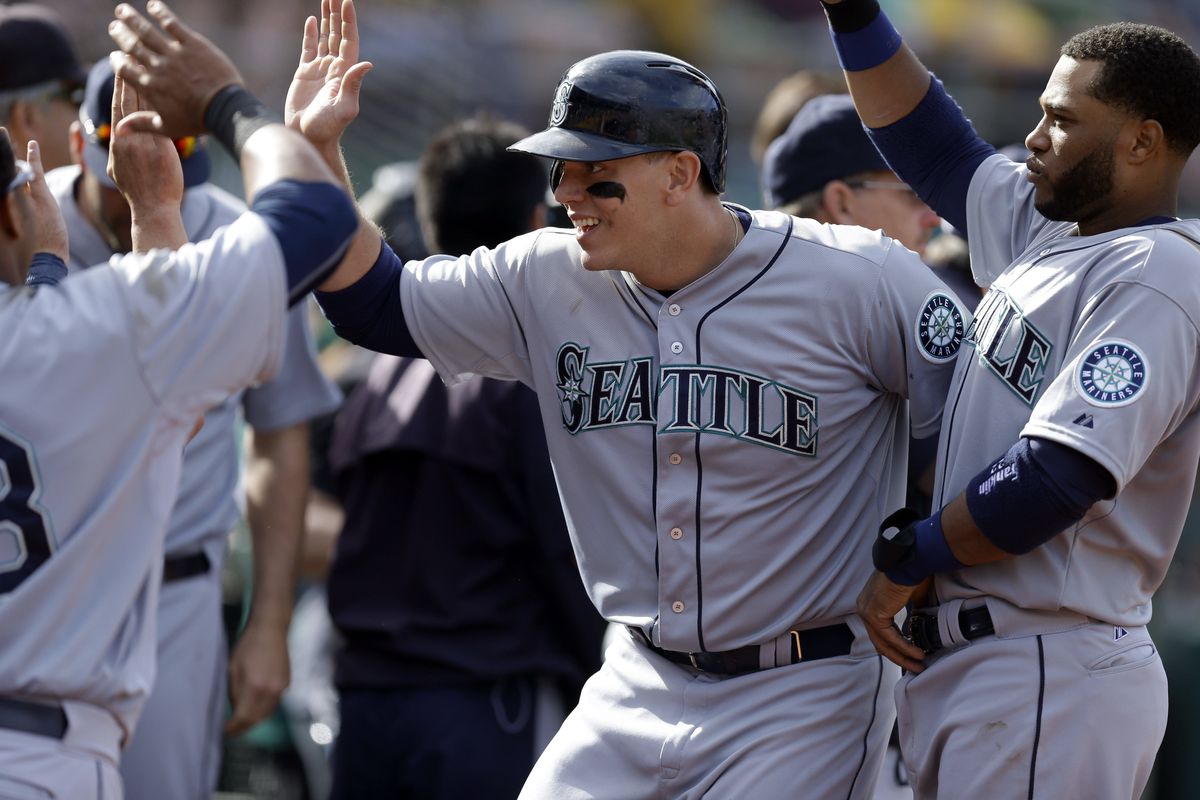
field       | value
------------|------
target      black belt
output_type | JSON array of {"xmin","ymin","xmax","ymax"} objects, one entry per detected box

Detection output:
[
  {"xmin": 906, "ymin": 605, "xmax": 995, "ymax": 655},
  {"xmin": 628, "ymin": 623, "xmax": 854, "ymax": 676},
  {"xmin": 163, "ymin": 551, "xmax": 211, "ymax": 583},
  {"xmin": 0, "ymin": 697, "xmax": 67, "ymax": 739}
]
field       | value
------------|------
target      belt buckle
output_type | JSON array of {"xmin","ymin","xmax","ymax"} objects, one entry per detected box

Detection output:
[
  {"xmin": 907, "ymin": 613, "xmax": 941, "ymax": 655},
  {"xmin": 688, "ymin": 652, "xmax": 702, "ymax": 670},
  {"xmin": 790, "ymin": 630, "xmax": 803, "ymax": 663}
]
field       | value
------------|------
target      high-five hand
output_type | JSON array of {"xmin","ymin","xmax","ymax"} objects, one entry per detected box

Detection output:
[
  {"xmin": 108, "ymin": 1, "xmax": 243, "ymax": 138},
  {"xmin": 285, "ymin": 0, "xmax": 372, "ymax": 152}
]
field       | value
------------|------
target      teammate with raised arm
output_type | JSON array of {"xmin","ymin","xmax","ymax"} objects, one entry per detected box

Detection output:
[
  {"xmin": 118, "ymin": 1, "xmax": 967, "ymax": 795},
  {"xmin": 820, "ymin": 1, "xmax": 1200, "ymax": 796},
  {"xmin": 0, "ymin": 6, "xmax": 356, "ymax": 796}
]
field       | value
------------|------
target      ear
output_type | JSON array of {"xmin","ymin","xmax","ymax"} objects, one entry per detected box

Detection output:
[
  {"xmin": 664, "ymin": 151, "xmax": 702, "ymax": 205},
  {"xmin": 821, "ymin": 180, "xmax": 857, "ymax": 224},
  {"xmin": 68, "ymin": 120, "xmax": 85, "ymax": 169},
  {"xmin": 0, "ymin": 191, "xmax": 23, "ymax": 240},
  {"xmin": 1126, "ymin": 118, "xmax": 1164, "ymax": 166},
  {"xmin": 5, "ymin": 100, "xmax": 36, "ymax": 147}
]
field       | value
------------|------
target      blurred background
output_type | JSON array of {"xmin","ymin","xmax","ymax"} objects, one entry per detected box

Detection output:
[
  {"xmin": 47, "ymin": 1, "xmax": 1200, "ymax": 797},
  {"xmin": 52, "ymin": 0, "xmax": 1200, "ymax": 211}
]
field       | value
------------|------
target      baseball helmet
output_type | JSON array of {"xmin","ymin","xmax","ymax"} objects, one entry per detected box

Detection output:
[{"xmin": 509, "ymin": 50, "xmax": 728, "ymax": 193}]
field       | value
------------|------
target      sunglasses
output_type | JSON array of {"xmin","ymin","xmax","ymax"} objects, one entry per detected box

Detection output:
[
  {"xmin": 80, "ymin": 112, "xmax": 199, "ymax": 160},
  {"xmin": 0, "ymin": 79, "xmax": 84, "ymax": 109},
  {"xmin": 3, "ymin": 159, "xmax": 34, "ymax": 197}
]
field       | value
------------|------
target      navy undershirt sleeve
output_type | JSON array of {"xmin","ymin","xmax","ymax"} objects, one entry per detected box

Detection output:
[
  {"xmin": 249, "ymin": 180, "xmax": 358, "ymax": 307},
  {"xmin": 314, "ymin": 239, "xmax": 422, "ymax": 357},
  {"xmin": 865, "ymin": 77, "xmax": 997, "ymax": 237},
  {"xmin": 25, "ymin": 253, "xmax": 67, "ymax": 287},
  {"xmin": 965, "ymin": 436, "xmax": 1117, "ymax": 555}
]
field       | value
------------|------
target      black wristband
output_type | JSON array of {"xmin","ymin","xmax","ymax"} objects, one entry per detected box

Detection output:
[
  {"xmin": 821, "ymin": 0, "xmax": 881, "ymax": 33},
  {"xmin": 203, "ymin": 84, "xmax": 280, "ymax": 159}
]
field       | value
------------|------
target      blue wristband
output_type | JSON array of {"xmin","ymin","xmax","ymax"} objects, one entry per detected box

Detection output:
[
  {"xmin": 826, "ymin": 7, "xmax": 904, "ymax": 72},
  {"xmin": 885, "ymin": 508, "xmax": 964, "ymax": 585},
  {"xmin": 25, "ymin": 252, "xmax": 67, "ymax": 287}
]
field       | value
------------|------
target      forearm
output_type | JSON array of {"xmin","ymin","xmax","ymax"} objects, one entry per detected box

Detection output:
[
  {"xmin": 821, "ymin": 0, "xmax": 930, "ymax": 127},
  {"xmin": 822, "ymin": 0, "xmax": 993, "ymax": 234},
  {"xmin": 242, "ymin": 423, "xmax": 310, "ymax": 631},
  {"xmin": 130, "ymin": 206, "xmax": 187, "ymax": 253},
  {"xmin": 312, "ymin": 139, "xmax": 386, "ymax": 292}
]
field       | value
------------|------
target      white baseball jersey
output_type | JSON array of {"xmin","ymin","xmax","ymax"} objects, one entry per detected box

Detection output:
[
  {"xmin": 400, "ymin": 206, "xmax": 966, "ymax": 652},
  {"xmin": 931, "ymin": 152, "xmax": 1200, "ymax": 627},
  {"xmin": 0, "ymin": 213, "xmax": 287, "ymax": 737},
  {"xmin": 48, "ymin": 166, "xmax": 341, "ymax": 561}
]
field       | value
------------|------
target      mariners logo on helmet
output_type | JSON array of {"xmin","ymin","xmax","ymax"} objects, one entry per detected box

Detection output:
[
  {"xmin": 1076, "ymin": 340, "xmax": 1148, "ymax": 407},
  {"xmin": 916, "ymin": 292, "xmax": 965, "ymax": 363},
  {"xmin": 550, "ymin": 80, "xmax": 573, "ymax": 127}
]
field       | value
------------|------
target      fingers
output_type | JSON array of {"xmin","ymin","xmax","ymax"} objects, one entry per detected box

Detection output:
[
  {"xmin": 317, "ymin": 0, "xmax": 330, "ymax": 58},
  {"xmin": 866, "ymin": 623, "xmax": 927, "ymax": 673},
  {"xmin": 335, "ymin": 60, "xmax": 372, "ymax": 105},
  {"xmin": 113, "ymin": 4, "xmax": 173, "ymax": 54},
  {"xmin": 328, "ymin": 0, "xmax": 342, "ymax": 59},
  {"xmin": 109, "ymin": 51, "xmax": 151, "ymax": 92},
  {"xmin": 338, "ymin": 0, "xmax": 359, "ymax": 63},
  {"xmin": 145, "ymin": 0, "xmax": 194, "ymax": 44},
  {"xmin": 299, "ymin": 15, "xmax": 318, "ymax": 65},
  {"xmin": 109, "ymin": 20, "xmax": 163, "ymax": 70},
  {"xmin": 25, "ymin": 140, "xmax": 44, "ymax": 183},
  {"xmin": 116, "ymin": 110, "xmax": 166, "ymax": 136}
]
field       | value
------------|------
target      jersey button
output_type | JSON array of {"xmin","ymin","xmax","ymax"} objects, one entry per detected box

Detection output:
[
  {"xmin": 668, "ymin": 453, "xmax": 682, "ymax": 465},
  {"xmin": 670, "ymin": 342, "xmax": 684, "ymax": 354},
  {"xmin": 668, "ymin": 303, "xmax": 682, "ymax": 316},
  {"xmin": 672, "ymin": 601, "xmax": 685, "ymax": 613},
  {"xmin": 670, "ymin": 527, "xmax": 683, "ymax": 540}
]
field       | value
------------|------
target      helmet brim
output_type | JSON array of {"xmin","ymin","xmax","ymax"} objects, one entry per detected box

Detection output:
[{"xmin": 508, "ymin": 126, "xmax": 673, "ymax": 163}]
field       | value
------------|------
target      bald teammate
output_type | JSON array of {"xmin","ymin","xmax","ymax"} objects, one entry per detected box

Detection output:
[
  {"xmin": 820, "ymin": 1, "xmax": 1200, "ymax": 797},
  {"xmin": 0, "ymin": 32, "xmax": 356, "ymax": 800}
]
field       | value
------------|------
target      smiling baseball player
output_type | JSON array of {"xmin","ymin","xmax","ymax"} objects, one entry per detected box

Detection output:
[
  {"xmin": 819, "ymin": 0, "xmax": 1200, "ymax": 797},
  {"xmin": 0, "ymin": 19, "xmax": 357, "ymax": 797},
  {"xmin": 96, "ymin": 1, "xmax": 971, "ymax": 796}
]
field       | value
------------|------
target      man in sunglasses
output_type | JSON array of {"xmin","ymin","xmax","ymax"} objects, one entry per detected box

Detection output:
[
  {"xmin": 46, "ymin": 57, "xmax": 344, "ymax": 800},
  {"xmin": 0, "ymin": 3, "xmax": 85, "ymax": 172}
]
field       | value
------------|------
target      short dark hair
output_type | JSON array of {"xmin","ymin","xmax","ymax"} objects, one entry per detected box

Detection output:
[
  {"xmin": 416, "ymin": 115, "xmax": 548, "ymax": 255},
  {"xmin": 1062, "ymin": 22, "xmax": 1200, "ymax": 156}
]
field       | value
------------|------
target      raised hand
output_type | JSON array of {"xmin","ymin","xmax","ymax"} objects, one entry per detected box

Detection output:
[
  {"xmin": 19, "ymin": 139, "xmax": 69, "ymax": 263},
  {"xmin": 108, "ymin": 1, "xmax": 243, "ymax": 139},
  {"xmin": 285, "ymin": 0, "xmax": 373, "ymax": 151}
]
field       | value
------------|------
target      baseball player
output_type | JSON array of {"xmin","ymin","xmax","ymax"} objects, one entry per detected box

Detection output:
[
  {"xmin": 133, "ymin": 1, "xmax": 975, "ymax": 795},
  {"xmin": 0, "ymin": 23, "xmax": 357, "ymax": 799},
  {"xmin": 46, "ymin": 57, "xmax": 342, "ymax": 800},
  {"xmin": 820, "ymin": 1, "xmax": 1200, "ymax": 797}
]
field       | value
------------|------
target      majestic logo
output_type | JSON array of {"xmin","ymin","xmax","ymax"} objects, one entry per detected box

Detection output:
[
  {"xmin": 965, "ymin": 290, "xmax": 1052, "ymax": 406},
  {"xmin": 916, "ymin": 292, "xmax": 965, "ymax": 362},
  {"xmin": 549, "ymin": 80, "xmax": 573, "ymax": 127},
  {"xmin": 1076, "ymin": 340, "xmax": 1147, "ymax": 407},
  {"xmin": 554, "ymin": 342, "xmax": 818, "ymax": 456}
]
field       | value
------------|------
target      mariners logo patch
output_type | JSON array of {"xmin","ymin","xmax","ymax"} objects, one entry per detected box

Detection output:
[
  {"xmin": 1076, "ymin": 340, "xmax": 1148, "ymax": 407},
  {"xmin": 916, "ymin": 292, "xmax": 965, "ymax": 363},
  {"xmin": 549, "ymin": 80, "xmax": 573, "ymax": 126}
]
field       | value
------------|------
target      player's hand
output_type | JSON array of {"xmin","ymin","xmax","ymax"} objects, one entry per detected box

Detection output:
[
  {"xmin": 19, "ymin": 139, "xmax": 69, "ymax": 263},
  {"xmin": 285, "ymin": 0, "xmax": 372, "ymax": 151},
  {"xmin": 856, "ymin": 570, "xmax": 929, "ymax": 673},
  {"xmin": 225, "ymin": 620, "xmax": 291, "ymax": 736},
  {"xmin": 108, "ymin": 1, "xmax": 243, "ymax": 139},
  {"xmin": 106, "ymin": 71, "xmax": 187, "ymax": 253}
]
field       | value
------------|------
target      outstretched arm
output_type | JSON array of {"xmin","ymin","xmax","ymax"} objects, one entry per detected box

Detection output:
[
  {"xmin": 284, "ymin": 0, "xmax": 382, "ymax": 292},
  {"xmin": 818, "ymin": 0, "xmax": 995, "ymax": 234},
  {"xmin": 107, "ymin": 1, "xmax": 357, "ymax": 304}
]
